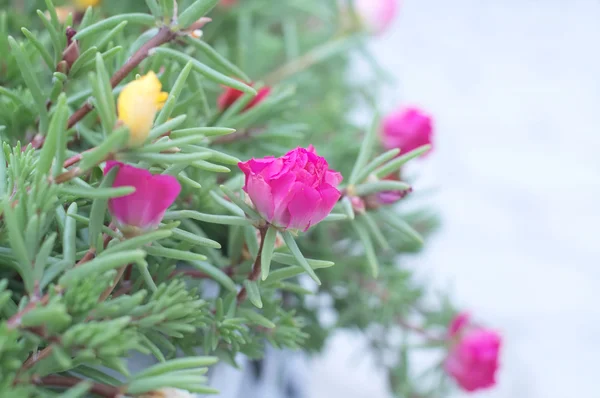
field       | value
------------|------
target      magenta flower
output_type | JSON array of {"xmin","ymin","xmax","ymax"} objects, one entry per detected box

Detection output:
[
  {"xmin": 381, "ymin": 107, "xmax": 434, "ymax": 155},
  {"xmin": 238, "ymin": 146, "xmax": 343, "ymax": 231},
  {"xmin": 354, "ymin": 0, "xmax": 399, "ymax": 35},
  {"xmin": 104, "ymin": 161, "xmax": 181, "ymax": 233},
  {"xmin": 444, "ymin": 313, "xmax": 502, "ymax": 392}
]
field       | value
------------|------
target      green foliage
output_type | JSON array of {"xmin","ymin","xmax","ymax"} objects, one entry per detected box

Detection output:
[{"xmin": 0, "ymin": 0, "xmax": 456, "ymax": 397}]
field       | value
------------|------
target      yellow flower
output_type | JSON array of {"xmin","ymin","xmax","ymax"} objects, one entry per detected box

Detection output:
[
  {"xmin": 117, "ymin": 72, "xmax": 168, "ymax": 146},
  {"xmin": 74, "ymin": 0, "xmax": 101, "ymax": 9}
]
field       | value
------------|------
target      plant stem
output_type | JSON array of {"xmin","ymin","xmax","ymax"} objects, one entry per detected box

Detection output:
[
  {"xmin": 236, "ymin": 226, "xmax": 268, "ymax": 304},
  {"xmin": 32, "ymin": 375, "xmax": 121, "ymax": 397},
  {"xmin": 6, "ymin": 294, "xmax": 50, "ymax": 329},
  {"xmin": 21, "ymin": 345, "xmax": 53, "ymax": 372},
  {"xmin": 396, "ymin": 317, "xmax": 444, "ymax": 343},
  {"xmin": 97, "ymin": 264, "xmax": 127, "ymax": 302},
  {"xmin": 75, "ymin": 228, "xmax": 114, "ymax": 267},
  {"xmin": 111, "ymin": 281, "xmax": 132, "ymax": 298},
  {"xmin": 170, "ymin": 267, "xmax": 234, "ymax": 279}
]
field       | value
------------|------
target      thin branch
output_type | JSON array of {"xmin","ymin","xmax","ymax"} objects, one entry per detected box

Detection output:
[
  {"xmin": 396, "ymin": 317, "xmax": 444, "ymax": 343},
  {"xmin": 62, "ymin": 149, "xmax": 89, "ymax": 169},
  {"xmin": 171, "ymin": 269, "xmax": 211, "ymax": 279},
  {"xmin": 52, "ymin": 167, "xmax": 82, "ymax": 184},
  {"xmin": 32, "ymin": 375, "xmax": 121, "ymax": 398},
  {"xmin": 111, "ymin": 281, "xmax": 132, "ymax": 298},
  {"xmin": 170, "ymin": 267, "xmax": 234, "ymax": 280},
  {"xmin": 21, "ymin": 345, "xmax": 54, "ymax": 372},
  {"xmin": 97, "ymin": 264, "xmax": 128, "ymax": 302},
  {"xmin": 75, "ymin": 227, "xmax": 114, "ymax": 267},
  {"xmin": 236, "ymin": 226, "xmax": 268, "ymax": 304},
  {"xmin": 6, "ymin": 294, "xmax": 50, "ymax": 329},
  {"xmin": 66, "ymin": 26, "xmax": 177, "ymax": 129}
]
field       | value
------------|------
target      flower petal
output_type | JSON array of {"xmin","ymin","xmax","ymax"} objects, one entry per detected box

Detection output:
[
  {"xmin": 286, "ymin": 184, "xmax": 320, "ymax": 231},
  {"xmin": 308, "ymin": 184, "xmax": 341, "ymax": 227},
  {"xmin": 104, "ymin": 162, "xmax": 180, "ymax": 230},
  {"xmin": 144, "ymin": 174, "xmax": 181, "ymax": 227},
  {"xmin": 246, "ymin": 174, "xmax": 275, "ymax": 222}
]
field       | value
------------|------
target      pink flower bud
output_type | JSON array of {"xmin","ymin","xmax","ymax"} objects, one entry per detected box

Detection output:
[
  {"xmin": 350, "ymin": 196, "xmax": 366, "ymax": 214},
  {"xmin": 381, "ymin": 107, "xmax": 434, "ymax": 155},
  {"xmin": 217, "ymin": 84, "xmax": 271, "ymax": 112},
  {"xmin": 238, "ymin": 146, "xmax": 343, "ymax": 231},
  {"xmin": 104, "ymin": 161, "xmax": 181, "ymax": 234},
  {"xmin": 444, "ymin": 313, "xmax": 502, "ymax": 392},
  {"xmin": 376, "ymin": 173, "xmax": 412, "ymax": 205},
  {"xmin": 61, "ymin": 27, "xmax": 80, "ymax": 72},
  {"xmin": 353, "ymin": 0, "xmax": 399, "ymax": 35}
]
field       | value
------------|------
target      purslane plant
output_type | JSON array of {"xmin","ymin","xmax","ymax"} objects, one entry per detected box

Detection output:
[{"xmin": 0, "ymin": 0, "xmax": 501, "ymax": 397}]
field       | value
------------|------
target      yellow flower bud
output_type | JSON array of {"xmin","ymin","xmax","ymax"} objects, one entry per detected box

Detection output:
[
  {"xmin": 74, "ymin": 0, "xmax": 101, "ymax": 9},
  {"xmin": 117, "ymin": 72, "xmax": 168, "ymax": 146}
]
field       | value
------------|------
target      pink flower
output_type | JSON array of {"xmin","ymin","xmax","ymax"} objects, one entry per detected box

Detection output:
[
  {"xmin": 238, "ymin": 146, "xmax": 342, "ymax": 231},
  {"xmin": 444, "ymin": 313, "xmax": 502, "ymax": 392},
  {"xmin": 217, "ymin": 84, "xmax": 271, "ymax": 112},
  {"xmin": 376, "ymin": 173, "xmax": 412, "ymax": 205},
  {"xmin": 381, "ymin": 107, "xmax": 434, "ymax": 155},
  {"xmin": 354, "ymin": 0, "xmax": 399, "ymax": 35},
  {"xmin": 104, "ymin": 161, "xmax": 181, "ymax": 233}
]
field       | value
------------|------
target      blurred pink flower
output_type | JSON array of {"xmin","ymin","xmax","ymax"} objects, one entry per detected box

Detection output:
[
  {"xmin": 104, "ymin": 161, "xmax": 181, "ymax": 233},
  {"xmin": 238, "ymin": 146, "xmax": 342, "ymax": 231},
  {"xmin": 354, "ymin": 0, "xmax": 399, "ymax": 35},
  {"xmin": 219, "ymin": 0, "xmax": 238, "ymax": 7},
  {"xmin": 381, "ymin": 106, "xmax": 433, "ymax": 155},
  {"xmin": 444, "ymin": 313, "xmax": 502, "ymax": 392},
  {"xmin": 217, "ymin": 84, "xmax": 271, "ymax": 112}
]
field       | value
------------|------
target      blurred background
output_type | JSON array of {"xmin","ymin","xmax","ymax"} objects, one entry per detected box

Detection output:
[{"xmin": 308, "ymin": 0, "xmax": 600, "ymax": 397}]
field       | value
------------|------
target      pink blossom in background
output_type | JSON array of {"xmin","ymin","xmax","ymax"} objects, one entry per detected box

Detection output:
[
  {"xmin": 104, "ymin": 161, "xmax": 181, "ymax": 233},
  {"xmin": 217, "ymin": 84, "xmax": 271, "ymax": 111},
  {"xmin": 238, "ymin": 146, "xmax": 342, "ymax": 231},
  {"xmin": 219, "ymin": 0, "xmax": 238, "ymax": 7},
  {"xmin": 353, "ymin": 0, "xmax": 399, "ymax": 35},
  {"xmin": 381, "ymin": 106, "xmax": 434, "ymax": 155},
  {"xmin": 444, "ymin": 313, "xmax": 502, "ymax": 392}
]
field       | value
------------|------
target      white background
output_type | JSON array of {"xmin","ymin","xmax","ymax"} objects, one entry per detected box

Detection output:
[{"xmin": 309, "ymin": 0, "xmax": 600, "ymax": 397}]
